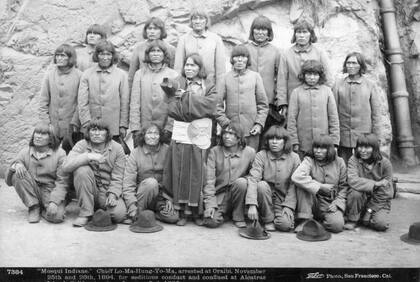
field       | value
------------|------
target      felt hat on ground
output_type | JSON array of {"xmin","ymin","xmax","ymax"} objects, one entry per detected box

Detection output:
[
  {"xmin": 239, "ymin": 220, "xmax": 271, "ymax": 240},
  {"xmin": 400, "ymin": 222, "xmax": 420, "ymax": 245},
  {"xmin": 296, "ymin": 219, "xmax": 331, "ymax": 242},
  {"xmin": 85, "ymin": 209, "xmax": 117, "ymax": 232},
  {"xmin": 130, "ymin": 210, "xmax": 163, "ymax": 233}
]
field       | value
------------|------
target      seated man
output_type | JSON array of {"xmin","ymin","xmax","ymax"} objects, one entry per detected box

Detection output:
[
  {"xmin": 246, "ymin": 125, "xmax": 301, "ymax": 232},
  {"xmin": 122, "ymin": 124, "xmax": 178, "ymax": 224},
  {"xmin": 6, "ymin": 124, "xmax": 68, "ymax": 223},
  {"xmin": 63, "ymin": 120, "xmax": 127, "ymax": 227},
  {"xmin": 203, "ymin": 125, "xmax": 255, "ymax": 228}
]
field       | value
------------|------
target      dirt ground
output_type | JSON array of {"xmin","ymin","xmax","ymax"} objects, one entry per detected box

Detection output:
[{"xmin": 0, "ymin": 178, "xmax": 419, "ymax": 269}]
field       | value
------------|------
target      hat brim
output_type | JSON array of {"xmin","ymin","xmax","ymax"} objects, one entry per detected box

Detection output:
[
  {"xmin": 84, "ymin": 223, "xmax": 117, "ymax": 232},
  {"xmin": 296, "ymin": 231, "xmax": 331, "ymax": 242},
  {"xmin": 239, "ymin": 230, "xmax": 271, "ymax": 240},
  {"xmin": 129, "ymin": 224, "xmax": 163, "ymax": 233},
  {"xmin": 400, "ymin": 233, "xmax": 420, "ymax": 245}
]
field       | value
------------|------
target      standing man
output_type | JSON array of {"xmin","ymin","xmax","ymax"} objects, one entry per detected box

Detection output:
[
  {"xmin": 78, "ymin": 40, "xmax": 129, "ymax": 141},
  {"xmin": 174, "ymin": 8, "xmax": 225, "ymax": 87},
  {"xmin": 63, "ymin": 120, "xmax": 127, "ymax": 227}
]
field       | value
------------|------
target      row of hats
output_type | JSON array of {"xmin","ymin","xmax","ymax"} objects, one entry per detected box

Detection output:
[
  {"xmin": 85, "ymin": 209, "xmax": 163, "ymax": 233},
  {"xmin": 85, "ymin": 209, "xmax": 420, "ymax": 244},
  {"xmin": 239, "ymin": 219, "xmax": 331, "ymax": 241}
]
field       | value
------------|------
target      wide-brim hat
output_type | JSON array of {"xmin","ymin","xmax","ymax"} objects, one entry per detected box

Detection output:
[
  {"xmin": 400, "ymin": 222, "xmax": 420, "ymax": 245},
  {"xmin": 239, "ymin": 221, "xmax": 271, "ymax": 240},
  {"xmin": 85, "ymin": 209, "xmax": 117, "ymax": 232},
  {"xmin": 130, "ymin": 210, "xmax": 163, "ymax": 233},
  {"xmin": 296, "ymin": 219, "xmax": 331, "ymax": 242},
  {"xmin": 187, "ymin": 118, "xmax": 212, "ymax": 150}
]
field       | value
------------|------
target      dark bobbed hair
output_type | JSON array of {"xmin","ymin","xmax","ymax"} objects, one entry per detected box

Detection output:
[
  {"xmin": 218, "ymin": 124, "xmax": 247, "ymax": 149},
  {"xmin": 342, "ymin": 52, "xmax": 367, "ymax": 75},
  {"xmin": 230, "ymin": 45, "xmax": 252, "ymax": 68},
  {"xmin": 291, "ymin": 18, "xmax": 317, "ymax": 44},
  {"xmin": 181, "ymin": 53, "xmax": 207, "ymax": 79},
  {"xmin": 306, "ymin": 134, "xmax": 336, "ymax": 163},
  {"xmin": 143, "ymin": 17, "xmax": 167, "ymax": 39},
  {"xmin": 85, "ymin": 24, "xmax": 107, "ymax": 44},
  {"xmin": 262, "ymin": 125, "xmax": 292, "ymax": 154},
  {"xmin": 298, "ymin": 60, "xmax": 326, "ymax": 85},
  {"xmin": 92, "ymin": 40, "xmax": 118, "ymax": 65},
  {"xmin": 134, "ymin": 123, "xmax": 163, "ymax": 148},
  {"xmin": 355, "ymin": 133, "xmax": 382, "ymax": 162},
  {"xmin": 84, "ymin": 119, "xmax": 112, "ymax": 143},
  {"xmin": 189, "ymin": 8, "xmax": 211, "ymax": 30},
  {"xmin": 143, "ymin": 40, "xmax": 171, "ymax": 65},
  {"xmin": 249, "ymin": 15, "xmax": 274, "ymax": 42},
  {"xmin": 29, "ymin": 123, "xmax": 61, "ymax": 151},
  {"xmin": 53, "ymin": 44, "xmax": 77, "ymax": 68}
]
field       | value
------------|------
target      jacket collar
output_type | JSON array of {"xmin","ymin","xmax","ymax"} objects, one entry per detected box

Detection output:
[
  {"xmin": 250, "ymin": 40, "xmax": 269, "ymax": 47},
  {"xmin": 345, "ymin": 75, "xmax": 363, "ymax": 84},
  {"xmin": 303, "ymin": 84, "xmax": 320, "ymax": 90},
  {"xmin": 56, "ymin": 65, "xmax": 73, "ymax": 75},
  {"xmin": 29, "ymin": 147, "xmax": 53, "ymax": 160},
  {"xmin": 95, "ymin": 64, "xmax": 115, "ymax": 73},
  {"xmin": 293, "ymin": 44, "xmax": 313, "ymax": 53},
  {"xmin": 222, "ymin": 147, "xmax": 242, "ymax": 158},
  {"xmin": 192, "ymin": 30, "xmax": 209, "ymax": 38},
  {"xmin": 267, "ymin": 150, "xmax": 288, "ymax": 160},
  {"xmin": 147, "ymin": 63, "xmax": 166, "ymax": 73},
  {"xmin": 87, "ymin": 141, "xmax": 112, "ymax": 153},
  {"xmin": 233, "ymin": 69, "xmax": 249, "ymax": 77},
  {"xmin": 142, "ymin": 144, "xmax": 161, "ymax": 155}
]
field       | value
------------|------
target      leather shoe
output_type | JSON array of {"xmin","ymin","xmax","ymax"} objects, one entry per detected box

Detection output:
[
  {"xmin": 28, "ymin": 205, "xmax": 40, "ymax": 223},
  {"xmin": 73, "ymin": 216, "xmax": 89, "ymax": 227},
  {"xmin": 264, "ymin": 222, "xmax": 276, "ymax": 232},
  {"xmin": 234, "ymin": 221, "xmax": 246, "ymax": 228}
]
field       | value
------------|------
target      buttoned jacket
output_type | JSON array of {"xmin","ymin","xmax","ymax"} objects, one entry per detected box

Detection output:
[
  {"xmin": 216, "ymin": 69, "xmax": 268, "ymax": 137},
  {"xmin": 277, "ymin": 44, "xmax": 333, "ymax": 106},
  {"xmin": 39, "ymin": 66, "xmax": 82, "ymax": 138},
  {"xmin": 246, "ymin": 150, "xmax": 301, "ymax": 209},
  {"xmin": 287, "ymin": 84, "xmax": 340, "ymax": 152},
  {"xmin": 78, "ymin": 65, "xmax": 129, "ymax": 136},
  {"xmin": 333, "ymin": 75, "xmax": 382, "ymax": 147},
  {"xmin": 245, "ymin": 41, "xmax": 280, "ymax": 104}
]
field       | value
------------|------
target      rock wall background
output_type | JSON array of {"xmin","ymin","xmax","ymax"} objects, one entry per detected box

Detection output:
[
  {"xmin": 0, "ymin": 0, "xmax": 409, "ymax": 175},
  {"xmin": 395, "ymin": 0, "xmax": 420, "ymax": 160}
]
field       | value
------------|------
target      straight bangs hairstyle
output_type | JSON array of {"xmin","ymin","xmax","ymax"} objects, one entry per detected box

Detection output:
[
  {"xmin": 298, "ymin": 59, "xmax": 326, "ymax": 85},
  {"xmin": 219, "ymin": 124, "xmax": 247, "ymax": 149},
  {"xmin": 249, "ymin": 15, "xmax": 274, "ymax": 42},
  {"xmin": 291, "ymin": 18, "xmax": 317, "ymax": 44},
  {"xmin": 85, "ymin": 24, "xmax": 107, "ymax": 44},
  {"xmin": 54, "ymin": 44, "xmax": 77, "ymax": 68},
  {"xmin": 230, "ymin": 45, "xmax": 251, "ymax": 67},
  {"xmin": 181, "ymin": 53, "xmax": 207, "ymax": 79},
  {"xmin": 262, "ymin": 125, "xmax": 292, "ymax": 153},
  {"xmin": 29, "ymin": 123, "xmax": 60, "ymax": 150},
  {"xmin": 342, "ymin": 52, "xmax": 367, "ymax": 75},
  {"xmin": 92, "ymin": 40, "xmax": 118, "ymax": 65},
  {"xmin": 189, "ymin": 8, "xmax": 211, "ymax": 29},
  {"xmin": 134, "ymin": 123, "xmax": 163, "ymax": 148},
  {"xmin": 143, "ymin": 17, "xmax": 167, "ymax": 39},
  {"xmin": 355, "ymin": 133, "xmax": 382, "ymax": 162},
  {"xmin": 143, "ymin": 40, "xmax": 171, "ymax": 65},
  {"xmin": 307, "ymin": 134, "xmax": 336, "ymax": 163},
  {"xmin": 84, "ymin": 119, "xmax": 112, "ymax": 143}
]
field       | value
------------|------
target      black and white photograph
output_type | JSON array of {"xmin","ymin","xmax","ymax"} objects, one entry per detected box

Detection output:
[{"xmin": 0, "ymin": 0, "xmax": 419, "ymax": 281}]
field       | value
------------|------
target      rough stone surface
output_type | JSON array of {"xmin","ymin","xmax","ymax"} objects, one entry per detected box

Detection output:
[
  {"xmin": 0, "ymin": 0, "xmax": 400, "ymax": 175},
  {"xmin": 395, "ymin": 0, "xmax": 420, "ymax": 162}
]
